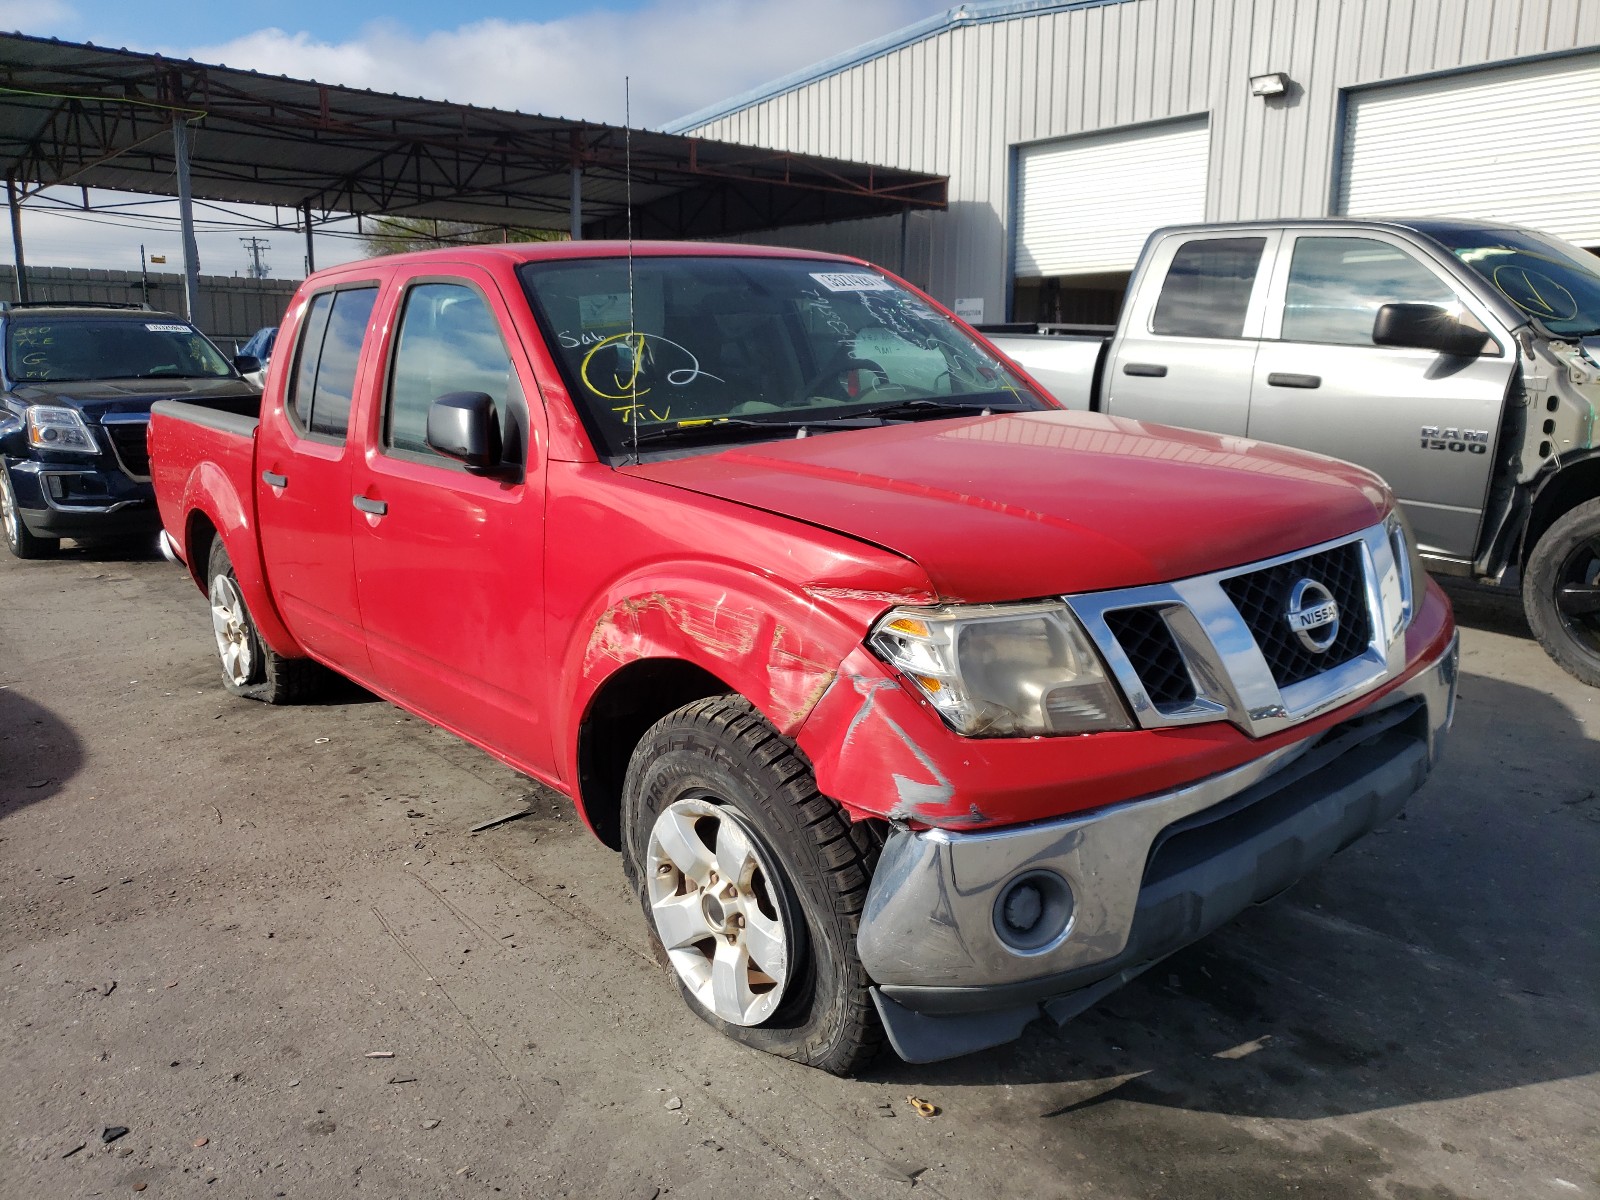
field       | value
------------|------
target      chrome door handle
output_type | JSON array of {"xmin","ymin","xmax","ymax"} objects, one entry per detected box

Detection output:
[
  {"xmin": 352, "ymin": 495, "xmax": 388, "ymax": 516},
  {"xmin": 1122, "ymin": 362, "xmax": 1168, "ymax": 377},
  {"xmin": 261, "ymin": 471, "xmax": 288, "ymax": 488},
  {"xmin": 1267, "ymin": 372, "xmax": 1321, "ymax": 388}
]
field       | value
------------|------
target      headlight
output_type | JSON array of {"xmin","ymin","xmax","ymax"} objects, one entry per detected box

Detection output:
[
  {"xmin": 1385, "ymin": 507, "xmax": 1426, "ymax": 635},
  {"xmin": 26, "ymin": 405, "xmax": 100, "ymax": 455},
  {"xmin": 869, "ymin": 601, "xmax": 1133, "ymax": 737}
]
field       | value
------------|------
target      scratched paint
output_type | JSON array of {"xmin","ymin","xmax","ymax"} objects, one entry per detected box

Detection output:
[{"xmin": 583, "ymin": 594, "xmax": 841, "ymax": 734}]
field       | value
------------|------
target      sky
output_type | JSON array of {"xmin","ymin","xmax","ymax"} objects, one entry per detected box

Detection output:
[{"xmin": 2, "ymin": 0, "xmax": 955, "ymax": 283}]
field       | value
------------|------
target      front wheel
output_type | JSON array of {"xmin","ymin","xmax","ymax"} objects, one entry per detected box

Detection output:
[
  {"xmin": 1523, "ymin": 497, "xmax": 1600, "ymax": 687},
  {"xmin": 206, "ymin": 539, "xmax": 323, "ymax": 703},
  {"xmin": 0, "ymin": 464, "xmax": 59, "ymax": 560},
  {"xmin": 621, "ymin": 696, "xmax": 885, "ymax": 1074}
]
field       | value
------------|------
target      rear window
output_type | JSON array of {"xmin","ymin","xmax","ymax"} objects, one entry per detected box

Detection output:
[
  {"xmin": 4, "ymin": 316, "xmax": 232, "ymax": 382},
  {"xmin": 1150, "ymin": 237, "xmax": 1266, "ymax": 338}
]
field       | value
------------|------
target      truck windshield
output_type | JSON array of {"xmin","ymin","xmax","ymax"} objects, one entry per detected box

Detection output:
[
  {"xmin": 5, "ymin": 316, "xmax": 234, "ymax": 383},
  {"xmin": 519, "ymin": 255, "xmax": 1044, "ymax": 454},
  {"xmin": 1430, "ymin": 227, "xmax": 1600, "ymax": 338}
]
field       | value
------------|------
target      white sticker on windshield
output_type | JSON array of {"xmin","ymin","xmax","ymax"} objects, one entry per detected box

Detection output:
[
  {"xmin": 144, "ymin": 323, "xmax": 190, "ymax": 333},
  {"xmin": 809, "ymin": 272, "xmax": 894, "ymax": 293}
]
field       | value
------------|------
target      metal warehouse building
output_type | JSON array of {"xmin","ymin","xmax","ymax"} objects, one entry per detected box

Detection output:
[{"xmin": 667, "ymin": 0, "xmax": 1600, "ymax": 325}]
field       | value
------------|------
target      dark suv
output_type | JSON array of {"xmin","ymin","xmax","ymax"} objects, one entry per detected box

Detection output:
[{"xmin": 0, "ymin": 302, "xmax": 260, "ymax": 558}]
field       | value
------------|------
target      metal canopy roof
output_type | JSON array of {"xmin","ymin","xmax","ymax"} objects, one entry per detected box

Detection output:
[{"xmin": 0, "ymin": 32, "xmax": 947, "ymax": 240}]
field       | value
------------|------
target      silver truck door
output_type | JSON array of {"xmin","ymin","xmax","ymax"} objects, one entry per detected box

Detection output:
[
  {"xmin": 1103, "ymin": 231, "xmax": 1280, "ymax": 435},
  {"xmin": 1247, "ymin": 232, "xmax": 1515, "ymax": 563}
]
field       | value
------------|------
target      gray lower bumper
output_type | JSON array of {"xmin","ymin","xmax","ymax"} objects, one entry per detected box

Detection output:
[{"xmin": 860, "ymin": 634, "xmax": 1458, "ymax": 1063}]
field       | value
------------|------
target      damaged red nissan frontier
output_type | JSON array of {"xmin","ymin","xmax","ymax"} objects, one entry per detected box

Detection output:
[{"xmin": 149, "ymin": 242, "xmax": 1457, "ymax": 1072}]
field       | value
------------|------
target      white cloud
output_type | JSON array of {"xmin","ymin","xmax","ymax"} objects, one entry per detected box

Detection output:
[
  {"xmin": 0, "ymin": 0, "xmax": 75, "ymax": 32},
  {"xmin": 178, "ymin": 0, "xmax": 937, "ymax": 128}
]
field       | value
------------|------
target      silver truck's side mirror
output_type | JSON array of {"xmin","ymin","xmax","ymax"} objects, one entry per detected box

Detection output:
[{"xmin": 1372, "ymin": 303, "xmax": 1493, "ymax": 357}]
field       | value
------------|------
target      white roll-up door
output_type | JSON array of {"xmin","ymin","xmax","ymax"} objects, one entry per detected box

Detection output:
[
  {"xmin": 1340, "ymin": 54, "xmax": 1600, "ymax": 245},
  {"xmin": 1014, "ymin": 118, "xmax": 1209, "ymax": 278}
]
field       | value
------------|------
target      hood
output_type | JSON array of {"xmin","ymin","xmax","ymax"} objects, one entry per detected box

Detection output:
[
  {"xmin": 11, "ymin": 377, "xmax": 257, "ymax": 420},
  {"xmin": 625, "ymin": 411, "xmax": 1391, "ymax": 602}
]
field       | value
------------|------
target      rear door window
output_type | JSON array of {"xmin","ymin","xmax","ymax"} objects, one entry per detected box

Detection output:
[
  {"xmin": 285, "ymin": 286, "xmax": 378, "ymax": 440},
  {"xmin": 1150, "ymin": 237, "xmax": 1267, "ymax": 338}
]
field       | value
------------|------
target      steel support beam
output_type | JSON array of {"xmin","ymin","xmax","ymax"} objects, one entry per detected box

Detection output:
[
  {"xmin": 570, "ymin": 165, "xmax": 582, "ymax": 241},
  {"xmin": 303, "ymin": 200, "xmax": 316, "ymax": 274},
  {"xmin": 6, "ymin": 174, "xmax": 27, "ymax": 302},
  {"xmin": 171, "ymin": 115, "xmax": 202, "ymax": 320}
]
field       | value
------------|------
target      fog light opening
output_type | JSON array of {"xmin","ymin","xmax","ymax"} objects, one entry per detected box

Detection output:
[{"xmin": 992, "ymin": 869, "xmax": 1074, "ymax": 954}]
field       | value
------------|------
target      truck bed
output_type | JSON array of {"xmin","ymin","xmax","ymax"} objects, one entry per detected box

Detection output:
[
  {"xmin": 148, "ymin": 396, "xmax": 263, "ymax": 566},
  {"xmin": 980, "ymin": 329, "xmax": 1108, "ymax": 411}
]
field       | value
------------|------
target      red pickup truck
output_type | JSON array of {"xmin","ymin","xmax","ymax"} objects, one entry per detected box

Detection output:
[{"xmin": 149, "ymin": 242, "xmax": 1458, "ymax": 1072}]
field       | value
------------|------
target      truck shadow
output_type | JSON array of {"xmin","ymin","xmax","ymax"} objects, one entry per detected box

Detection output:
[
  {"xmin": 0, "ymin": 688, "xmax": 85, "ymax": 818},
  {"xmin": 1435, "ymin": 575, "xmax": 1530, "ymax": 640},
  {"xmin": 56, "ymin": 535, "xmax": 165, "ymax": 563},
  {"xmin": 873, "ymin": 667, "xmax": 1599, "ymax": 1122}
]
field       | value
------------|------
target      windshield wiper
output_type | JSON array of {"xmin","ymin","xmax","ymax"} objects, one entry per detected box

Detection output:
[
  {"xmin": 850, "ymin": 394, "xmax": 1032, "ymax": 421},
  {"xmin": 624, "ymin": 415, "xmax": 882, "ymax": 448}
]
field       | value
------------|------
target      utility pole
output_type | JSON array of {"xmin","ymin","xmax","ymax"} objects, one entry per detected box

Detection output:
[
  {"xmin": 238, "ymin": 236, "xmax": 272, "ymax": 279},
  {"xmin": 139, "ymin": 244, "xmax": 149, "ymax": 306}
]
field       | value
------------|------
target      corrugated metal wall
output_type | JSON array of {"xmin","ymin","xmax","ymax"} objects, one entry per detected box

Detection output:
[{"xmin": 682, "ymin": 0, "xmax": 1600, "ymax": 317}]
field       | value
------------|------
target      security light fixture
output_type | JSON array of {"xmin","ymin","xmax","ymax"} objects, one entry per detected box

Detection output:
[{"xmin": 1250, "ymin": 72, "xmax": 1289, "ymax": 97}]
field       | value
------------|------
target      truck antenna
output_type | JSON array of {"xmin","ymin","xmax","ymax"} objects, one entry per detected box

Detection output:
[{"xmin": 625, "ymin": 76, "xmax": 639, "ymax": 465}]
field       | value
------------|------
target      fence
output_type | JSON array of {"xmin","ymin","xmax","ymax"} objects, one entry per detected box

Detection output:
[{"xmin": 0, "ymin": 265, "xmax": 297, "ymax": 348}]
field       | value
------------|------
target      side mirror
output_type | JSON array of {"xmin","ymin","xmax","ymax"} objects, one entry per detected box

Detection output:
[
  {"xmin": 1372, "ymin": 303, "xmax": 1488, "ymax": 357},
  {"xmin": 426, "ymin": 391, "xmax": 504, "ymax": 474},
  {"xmin": 232, "ymin": 354, "xmax": 262, "ymax": 375}
]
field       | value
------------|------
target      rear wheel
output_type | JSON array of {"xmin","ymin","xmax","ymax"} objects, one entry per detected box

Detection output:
[
  {"xmin": 206, "ymin": 539, "xmax": 322, "ymax": 703},
  {"xmin": 621, "ymin": 696, "xmax": 885, "ymax": 1074},
  {"xmin": 1523, "ymin": 497, "xmax": 1600, "ymax": 687},
  {"xmin": 0, "ymin": 465, "xmax": 59, "ymax": 560}
]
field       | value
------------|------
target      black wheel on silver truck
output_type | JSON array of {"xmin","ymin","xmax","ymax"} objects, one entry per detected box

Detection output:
[
  {"xmin": 1523, "ymin": 497, "xmax": 1600, "ymax": 688},
  {"xmin": 0, "ymin": 463, "xmax": 59, "ymax": 560},
  {"xmin": 206, "ymin": 539, "xmax": 322, "ymax": 704},
  {"xmin": 621, "ymin": 695, "xmax": 885, "ymax": 1075}
]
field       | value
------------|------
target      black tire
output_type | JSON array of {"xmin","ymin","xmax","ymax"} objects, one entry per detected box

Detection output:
[
  {"xmin": 0, "ymin": 463, "xmax": 59, "ymax": 560},
  {"xmin": 1523, "ymin": 496, "xmax": 1600, "ymax": 688},
  {"xmin": 621, "ymin": 695, "xmax": 885, "ymax": 1075},
  {"xmin": 205, "ymin": 538, "xmax": 323, "ymax": 704}
]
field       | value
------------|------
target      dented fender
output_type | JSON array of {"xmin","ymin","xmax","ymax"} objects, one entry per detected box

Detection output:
[{"xmin": 559, "ymin": 567, "xmax": 908, "ymax": 787}]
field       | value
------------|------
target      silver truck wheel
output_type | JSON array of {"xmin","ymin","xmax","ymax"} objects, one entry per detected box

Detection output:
[
  {"xmin": 210, "ymin": 572, "xmax": 257, "ymax": 686},
  {"xmin": 1524, "ymin": 497, "xmax": 1600, "ymax": 688},
  {"xmin": 646, "ymin": 797, "xmax": 791, "ymax": 1026}
]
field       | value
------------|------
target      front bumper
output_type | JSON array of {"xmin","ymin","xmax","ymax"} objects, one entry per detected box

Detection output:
[
  {"xmin": 4, "ymin": 456, "xmax": 159, "ymax": 539},
  {"xmin": 859, "ymin": 630, "xmax": 1459, "ymax": 1063}
]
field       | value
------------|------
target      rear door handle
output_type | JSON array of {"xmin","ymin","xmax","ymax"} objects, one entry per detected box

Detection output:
[
  {"xmin": 352, "ymin": 495, "xmax": 388, "ymax": 516},
  {"xmin": 261, "ymin": 471, "xmax": 287, "ymax": 488},
  {"xmin": 1267, "ymin": 372, "xmax": 1321, "ymax": 388},
  {"xmin": 1122, "ymin": 362, "xmax": 1168, "ymax": 378}
]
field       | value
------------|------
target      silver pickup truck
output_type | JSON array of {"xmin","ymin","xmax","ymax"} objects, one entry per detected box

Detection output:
[{"xmin": 983, "ymin": 218, "xmax": 1600, "ymax": 686}]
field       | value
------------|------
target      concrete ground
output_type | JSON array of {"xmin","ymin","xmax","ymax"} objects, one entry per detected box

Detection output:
[{"xmin": 1, "ymin": 546, "xmax": 1595, "ymax": 1200}]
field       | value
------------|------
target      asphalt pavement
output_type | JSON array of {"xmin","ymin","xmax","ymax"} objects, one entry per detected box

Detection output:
[{"xmin": 1, "ymin": 546, "xmax": 1595, "ymax": 1199}]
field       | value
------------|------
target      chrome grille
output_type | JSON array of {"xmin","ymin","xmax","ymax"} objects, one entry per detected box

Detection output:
[
  {"xmin": 1103, "ymin": 608, "xmax": 1195, "ymax": 708},
  {"xmin": 1219, "ymin": 542, "xmax": 1370, "ymax": 688},
  {"xmin": 1066, "ymin": 523, "xmax": 1406, "ymax": 740}
]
